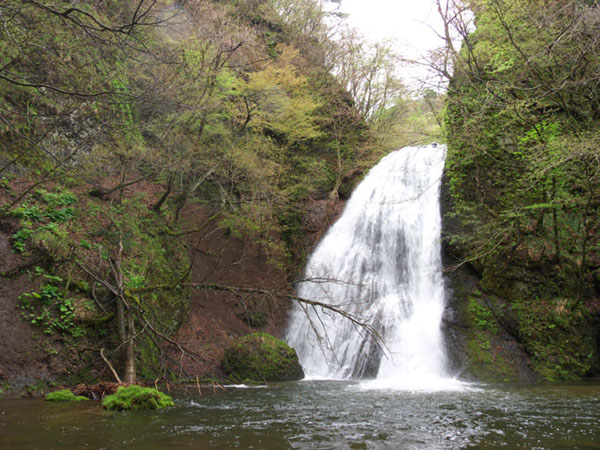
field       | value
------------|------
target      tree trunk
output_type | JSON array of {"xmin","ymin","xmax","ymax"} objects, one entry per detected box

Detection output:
[
  {"xmin": 152, "ymin": 175, "xmax": 174, "ymax": 212},
  {"xmin": 123, "ymin": 309, "xmax": 136, "ymax": 384},
  {"xmin": 114, "ymin": 238, "xmax": 136, "ymax": 383},
  {"xmin": 117, "ymin": 297, "xmax": 127, "ymax": 347},
  {"xmin": 551, "ymin": 177, "xmax": 561, "ymax": 264}
]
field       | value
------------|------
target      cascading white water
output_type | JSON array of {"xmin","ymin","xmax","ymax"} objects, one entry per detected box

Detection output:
[{"xmin": 286, "ymin": 144, "xmax": 455, "ymax": 389}]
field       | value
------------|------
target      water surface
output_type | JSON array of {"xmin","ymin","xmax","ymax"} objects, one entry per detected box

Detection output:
[{"xmin": 2, "ymin": 381, "xmax": 600, "ymax": 449}]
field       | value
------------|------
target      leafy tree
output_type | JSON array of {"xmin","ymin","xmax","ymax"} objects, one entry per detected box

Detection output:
[
  {"xmin": 441, "ymin": 0, "xmax": 600, "ymax": 303},
  {"xmin": 242, "ymin": 44, "xmax": 322, "ymax": 143}
]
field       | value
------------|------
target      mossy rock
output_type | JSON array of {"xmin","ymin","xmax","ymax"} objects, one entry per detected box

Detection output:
[
  {"xmin": 222, "ymin": 332, "xmax": 304, "ymax": 382},
  {"xmin": 102, "ymin": 385, "xmax": 174, "ymax": 411},
  {"xmin": 45, "ymin": 389, "xmax": 88, "ymax": 402}
]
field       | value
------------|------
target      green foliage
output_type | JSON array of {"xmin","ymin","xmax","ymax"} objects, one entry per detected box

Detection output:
[
  {"xmin": 467, "ymin": 297, "xmax": 496, "ymax": 333},
  {"xmin": 111, "ymin": 74, "xmax": 143, "ymax": 144},
  {"xmin": 45, "ymin": 389, "xmax": 88, "ymax": 402},
  {"xmin": 444, "ymin": 0, "xmax": 600, "ymax": 312},
  {"xmin": 18, "ymin": 274, "xmax": 84, "ymax": 337},
  {"xmin": 12, "ymin": 204, "xmax": 44, "ymax": 222},
  {"xmin": 102, "ymin": 198, "xmax": 190, "ymax": 333},
  {"xmin": 36, "ymin": 189, "xmax": 77, "ymax": 207},
  {"xmin": 244, "ymin": 45, "xmax": 322, "ymax": 143},
  {"xmin": 10, "ymin": 189, "xmax": 77, "ymax": 254},
  {"xmin": 512, "ymin": 298, "xmax": 595, "ymax": 381},
  {"xmin": 102, "ymin": 385, "xmax": 174, "ymax": 411},
  {"xmin": 12, "ymin": 227, "xmax": 33, "ymax": 253},
  {"xmin": 222, "ymin": 332, "xmax": 304, "ymax": 382}
]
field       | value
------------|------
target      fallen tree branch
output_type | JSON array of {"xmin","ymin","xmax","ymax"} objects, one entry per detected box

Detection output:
[
  {"xmin": 131, "ymin": 282, "xmax": 383, "ymax": 342},
  {"xmin": 100, "ymin": 348, "xmax": 122, "ymax": 384}
]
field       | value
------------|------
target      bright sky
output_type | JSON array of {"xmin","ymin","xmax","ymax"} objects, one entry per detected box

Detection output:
[{"xmin": 337, "ymin": 0, "xmax": 445, "ymax": 87}]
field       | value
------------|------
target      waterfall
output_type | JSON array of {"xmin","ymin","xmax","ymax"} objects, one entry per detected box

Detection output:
[{"xmin": 286, "ymin": 144, "xmax": 453, "ymax": 389}]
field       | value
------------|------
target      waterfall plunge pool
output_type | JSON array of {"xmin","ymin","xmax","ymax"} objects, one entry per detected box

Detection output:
[{"xmin": 2, "ymin": 381, "xmax": 600, "ymax": 449}]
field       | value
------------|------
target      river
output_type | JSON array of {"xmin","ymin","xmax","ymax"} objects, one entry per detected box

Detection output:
[{"xmin": 2, "ymin": 381, "xmax": 600, "ymax": 449}]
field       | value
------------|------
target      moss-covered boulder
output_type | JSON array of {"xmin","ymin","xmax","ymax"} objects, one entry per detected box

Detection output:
[
  {"xmin": 102, "ymin": 385, "xmax": 174, "ymax": 411},
  {"xmin": 222, "ymin": 333, "xmax": 304, "ymax": 382},
  {"xmin": 45, "ymin": 389, "xmax": 89, "ymax": 402}
]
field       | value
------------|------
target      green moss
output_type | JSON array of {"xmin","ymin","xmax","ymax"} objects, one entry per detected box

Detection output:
[
  {"xmin": 45, "ymin": 389, "xmax": 88, "ymax": 402},
  {"xmin": 102, "ymin": 385, "xmax": 174, "ymax": 411},
  {"xmin": 464, "ymin": 328, "xmax": 517, "ymax": 382},
  {"xmin": 222, "ymin": 332, "xmax": 304, "ymax": 383},
  {"xmin": 512, "ymin": 298, "xmax": 594, "ymax": 381},
  {"xmin": 457, "ymin": 287, "xmax": 521, "ymax": 382}
]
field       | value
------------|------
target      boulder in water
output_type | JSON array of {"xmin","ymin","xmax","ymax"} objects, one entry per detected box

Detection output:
[{"xmin": 222, "ymin": 333, "xmax": 304, "ymax": 382}]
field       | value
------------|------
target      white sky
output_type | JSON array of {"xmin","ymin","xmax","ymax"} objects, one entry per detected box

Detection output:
[{"xmin": 336, "ymin": 0, "xmax": 445, "ymax": 87}]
